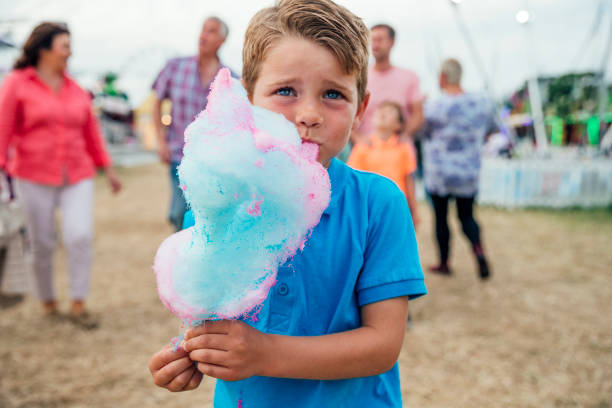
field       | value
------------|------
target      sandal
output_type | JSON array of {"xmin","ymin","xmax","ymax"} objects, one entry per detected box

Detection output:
[
  {"xmin": 68, "ymin": 311, "xmax": 99, "ymax": 330},
  {"xmin": 43, "ymin": 309, "xmax": 68, "ymax": 324}
]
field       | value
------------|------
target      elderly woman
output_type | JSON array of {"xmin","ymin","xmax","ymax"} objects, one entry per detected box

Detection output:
[
  {"xmin": 0, "ymin": 22, "xmax": 121, "ymax": 328},
  {"xmin": 422, "ymin": 58, "xmax": 495, "ymax": 280}
]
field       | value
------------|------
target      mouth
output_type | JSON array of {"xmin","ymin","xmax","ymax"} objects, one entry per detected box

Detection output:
[{"xmin": 301, "ymin": 140, "xmax": 319, "ymax": 147}]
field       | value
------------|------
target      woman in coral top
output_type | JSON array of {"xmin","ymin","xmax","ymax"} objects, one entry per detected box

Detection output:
[{"xmin": 0, "ymin": 22, "xmax": 121, "ymax": 328}]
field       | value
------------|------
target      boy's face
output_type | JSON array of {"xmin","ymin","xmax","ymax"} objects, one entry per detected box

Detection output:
[
  {"xmin": 373, "ymin": 105, "xmax": 401, "ymax": 134},
  {"xmin": 250, "ymin": 37, "xmax": 368, "ymax": 167}
]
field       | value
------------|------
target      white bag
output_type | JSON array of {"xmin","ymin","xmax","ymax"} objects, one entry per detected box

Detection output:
[{"xmin": 0, "ymin": 174, "xmax": 33, "ymax": 295}]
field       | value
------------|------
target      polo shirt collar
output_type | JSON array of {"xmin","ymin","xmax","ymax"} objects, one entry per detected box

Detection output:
[{"xmin": 322, "ymin": 158, "xmax": 348, "ymax": 216}]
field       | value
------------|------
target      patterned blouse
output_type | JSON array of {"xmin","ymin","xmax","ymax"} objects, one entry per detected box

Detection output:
[{"xmin": 423, "ymin": 92, "xmax": 497, "ymax": 197}]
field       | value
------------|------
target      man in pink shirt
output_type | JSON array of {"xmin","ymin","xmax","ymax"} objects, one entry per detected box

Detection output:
[{"xmin": 355, "ymin": 24, "xmax": 423, "ymax": 143}]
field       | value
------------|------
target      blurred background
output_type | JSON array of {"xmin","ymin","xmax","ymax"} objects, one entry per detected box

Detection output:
[
  {"xmin": 2, "ymin": 0, "xmax": 611, "ymax": 205},
  {"xmin": 0, "ymin": 1, "xmax": 611, "ymax": 407}
]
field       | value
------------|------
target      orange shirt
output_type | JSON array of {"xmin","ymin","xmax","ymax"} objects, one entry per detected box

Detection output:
[
  {"xmin": 0, "ymin": 67, "xmax": 111, "ymax": 186},
  {"xmin": 347, "ymin": 135, "xmax": 416, "ymax": 195}
]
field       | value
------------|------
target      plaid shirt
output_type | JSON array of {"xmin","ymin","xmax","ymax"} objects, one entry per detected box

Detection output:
[{"xmin": 152, "ymin": 56, "xmax": 238, "ymax": 162}]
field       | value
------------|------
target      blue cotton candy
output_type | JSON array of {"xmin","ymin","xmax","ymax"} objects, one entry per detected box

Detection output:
[{"xmin": 153, "ymin": 68, "xmax": 330, "ymax": 322}]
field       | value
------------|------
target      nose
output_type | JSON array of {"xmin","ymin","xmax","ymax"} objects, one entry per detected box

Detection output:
[{"xmin": 295, "ymin": 101, "xmax": 323, "ymax": 131}]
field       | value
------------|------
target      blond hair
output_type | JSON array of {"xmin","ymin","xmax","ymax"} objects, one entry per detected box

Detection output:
[{"xmin": 242, "ymin": 0, "xmax": 369, "ymax": 103}]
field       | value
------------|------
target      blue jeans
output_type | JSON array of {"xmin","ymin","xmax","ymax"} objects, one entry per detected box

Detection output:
[{"xmin": 168, "ymin": 162, "xmax": 188, "ymax": 231}]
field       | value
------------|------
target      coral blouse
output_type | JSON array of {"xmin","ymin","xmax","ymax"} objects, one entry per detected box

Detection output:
[{"xmin": 0, "ymin": 67, "xmax": 111, "ymax": 186}]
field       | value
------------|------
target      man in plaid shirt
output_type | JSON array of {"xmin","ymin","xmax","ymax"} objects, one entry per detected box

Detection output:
[{"xmin": 152, "ymin": 16, "xmax": 239, "ymax": 231}]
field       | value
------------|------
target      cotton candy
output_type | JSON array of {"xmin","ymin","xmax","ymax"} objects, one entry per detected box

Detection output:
[{"xmin": 153, "ymin": 68, "xmax": 330, "ymax": 323}]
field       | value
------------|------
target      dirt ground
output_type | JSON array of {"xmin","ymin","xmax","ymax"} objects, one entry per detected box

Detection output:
[{"xmin": 0, "ymin": 163, "xmax": 610, "ymax": 408}]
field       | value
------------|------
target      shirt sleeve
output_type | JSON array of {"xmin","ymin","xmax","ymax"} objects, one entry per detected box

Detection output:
[
  {"xmin": 83, "ymin": 102, "xmax": 111, "ymax": 168},
  {"xmin": 356, "ymin": 177, "xmax": 426, "ymax": 306},
  {"xmin": 183, "ymin": 210, "xmax": 195, "ymax": 229},
  {"xmin": 152, "ymin": 60, "xmax": 174, "ymax": 99},
  {"xmin": 0, "ymin": 73, "xmax": 20, "ymax": 170}
]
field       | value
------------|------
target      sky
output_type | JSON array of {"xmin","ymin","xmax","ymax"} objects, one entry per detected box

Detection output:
[{"xmin": 0, "ymin": 0, "xmax": 610, "ymax": 106}]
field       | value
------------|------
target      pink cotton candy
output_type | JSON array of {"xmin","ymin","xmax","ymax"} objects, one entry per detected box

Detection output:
[{"xmin": 153, "ymin": 68, "xmax": 330, "ymax": 322}]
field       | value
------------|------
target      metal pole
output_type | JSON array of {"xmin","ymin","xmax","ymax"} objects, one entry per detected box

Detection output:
[
  {"xmin": 519, "ymin": 11, "xmax": 548, "ymax": 153},
  {"xmin": 449, "ymin": 3, "xmax": 492, "ymax": 92},
  {"xmin": 598, "ymin": 17, "xmax": 612, "ymax": 122},
  {"xmin": 448, "ymin": 1, "xmax": 517, "ymax": 145}
]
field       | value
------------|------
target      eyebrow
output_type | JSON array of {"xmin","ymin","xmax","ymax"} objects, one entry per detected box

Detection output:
[{"xmin": 265, "ymin": 77, "xmax": 300, "ymax": 89}]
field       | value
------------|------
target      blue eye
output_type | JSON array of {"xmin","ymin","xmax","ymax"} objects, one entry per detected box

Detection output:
[
  {"xmin": 325, "ymin": 90, "xmax": 343, "ymax": 100},
  {"xmin": 276, "ymin": 87, "xmax": 294, "ymax": 96}
]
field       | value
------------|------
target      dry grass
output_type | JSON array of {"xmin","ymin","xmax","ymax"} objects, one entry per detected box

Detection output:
[{"xmin": 1, "ymin": 163, "xmax": 610, "ymax": 408}]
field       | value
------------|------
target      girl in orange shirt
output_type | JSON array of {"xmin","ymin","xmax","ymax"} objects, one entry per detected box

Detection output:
[{"xmin": 348, "ymin": 101, "xmax": 419, "ymax": 227}]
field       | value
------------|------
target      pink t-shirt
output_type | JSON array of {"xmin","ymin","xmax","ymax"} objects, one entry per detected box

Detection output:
[{"xmin": 359, "ymin": 65, "xmax": 422, "ymax": 136}]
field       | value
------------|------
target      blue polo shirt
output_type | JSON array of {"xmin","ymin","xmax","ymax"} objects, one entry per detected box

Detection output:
[{"xmin": 183, "ymin": 158, "xmax": 426, "ymax": 407}]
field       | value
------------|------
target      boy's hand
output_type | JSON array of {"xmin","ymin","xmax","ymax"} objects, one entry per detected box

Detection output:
[
  {"xmin": 149, "ymin": 346, "xmax": 203, "ymax": 392},
  {"xmin": 184, "ymin": 320, "xmax": 268, "ymax": 382}
]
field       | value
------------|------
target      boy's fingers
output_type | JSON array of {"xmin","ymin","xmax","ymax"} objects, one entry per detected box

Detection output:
[
  {"xmin": 149, "ymin": 347, "xmax": 188, "ymax": 372},
  {"xmin": 152, "ymin": 356, "xmax": 194, "ymax": 387},
  {"xmin": 197, "ymin": 362, "xmax": 235, "ymax": 381},
  {"xmin": 166, "ymin": 365, "xmax": 197, "ymax": 392},
  {"xmin": 184, "ymin": 369, "xmax": 204, "ymax": 391},
  {"xmin": 189, "ymin": 349, "xmax": 229, "ymax": 367},
  {"xmin": 185, "ymin": 320, "xmax": 231, "ymax": 339},
  {"xmin": 184, "ymin": 334, "xmax": 229, "ymax": 352}
]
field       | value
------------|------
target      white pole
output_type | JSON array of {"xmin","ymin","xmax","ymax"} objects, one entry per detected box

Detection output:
[
  {"xmin": 598, "ymin": 17, "xmax": 612, "ymax": 123},
  {"xmin": 517, "ymin": 9, "xmax": 548, "ymax": 154}
]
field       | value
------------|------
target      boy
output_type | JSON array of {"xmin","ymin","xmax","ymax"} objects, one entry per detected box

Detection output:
[
  {"xmin": 348, "ymin": 101, "xmax": 420, "ymax": 228},
  {"xmin": 148, "ymin": 1, "xmax": 426, "ymax": 406}
]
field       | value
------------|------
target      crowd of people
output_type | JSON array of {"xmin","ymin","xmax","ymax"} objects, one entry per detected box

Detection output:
[{"xmin": 0, "ymin": 0, "xmax": 498, "ymax": 405}]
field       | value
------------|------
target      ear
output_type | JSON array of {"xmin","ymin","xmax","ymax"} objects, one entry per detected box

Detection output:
[{"xmin": 352, "ymin": 91, "xmax": 370, "ymax": 130}]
